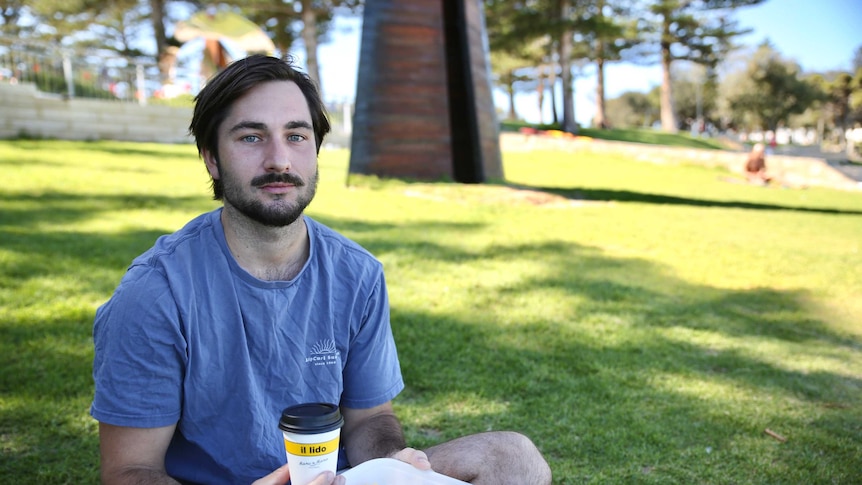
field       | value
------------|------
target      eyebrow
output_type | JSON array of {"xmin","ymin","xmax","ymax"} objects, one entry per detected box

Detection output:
[
  {"xmin": 285, "ymin": 120, "xmax": 314, "ymax": 131},
  {"xmin": 227, "ymin": 120, "xmax": 314, "ymax": 134}
]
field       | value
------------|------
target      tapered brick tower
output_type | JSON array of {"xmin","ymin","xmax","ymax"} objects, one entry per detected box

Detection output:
[{"xmin": 348, "ymin": 0, "xmax": 502, "ymax": 183}]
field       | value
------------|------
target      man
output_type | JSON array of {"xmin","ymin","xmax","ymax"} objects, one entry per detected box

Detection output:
[{"xmin": 91, "ymin": 55, "xmax": 551, "ymax": 485}]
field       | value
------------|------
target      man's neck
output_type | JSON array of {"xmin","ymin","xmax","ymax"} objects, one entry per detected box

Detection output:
[{"xmin": 220, "ymin": 206, "xmax": 310, "ymax": 281}]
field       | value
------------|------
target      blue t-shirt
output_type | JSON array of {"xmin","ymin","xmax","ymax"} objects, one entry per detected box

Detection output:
[{"xmin": 91, "ymin": 209, "xmax": 404, "ymax": 484}]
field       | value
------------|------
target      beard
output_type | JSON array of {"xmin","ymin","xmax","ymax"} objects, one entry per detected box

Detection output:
[{"xmin": 221, "ymin": 167, "xmax": 319, "ymax": 227}]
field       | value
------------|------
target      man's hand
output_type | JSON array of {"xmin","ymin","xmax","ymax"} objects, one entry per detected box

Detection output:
[
  {"xmin": 390, "ymin": 447, "xmax": 432, "ymax": 471},
  {"xmin": 251, "ymin": 464, "xmax": 345, "ymax": 485}
]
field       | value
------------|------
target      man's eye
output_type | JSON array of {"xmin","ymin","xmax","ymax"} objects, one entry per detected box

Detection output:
[
  {"xmin": 241, "ymin": 135, "xmax": 261, "ymax": 143},
  {"xmin": 288, "ymin": 134, "xmax": 306, "ymax": 142}
]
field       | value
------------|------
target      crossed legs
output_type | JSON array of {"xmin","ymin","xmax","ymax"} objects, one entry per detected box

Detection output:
[{"xmin": 424, "ymin": 431, "xmax": 552, "ymax": 485}]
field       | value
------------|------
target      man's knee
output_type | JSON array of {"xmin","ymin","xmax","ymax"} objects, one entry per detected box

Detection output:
[
  {"xmin": 427, "ymin": 431, "xmax": 551, "ymax": 485},
  {"xmin": 499, "ymin": 431, "xmax": 552, "ymax": 484}
]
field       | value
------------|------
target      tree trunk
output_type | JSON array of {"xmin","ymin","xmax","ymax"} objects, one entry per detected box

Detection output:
[
  {"xmin": 301, "ymin": 0, "xmax": 322, "ymax": 99},
  {"xmin": 593, "ymin": 55, "xmax": 607, "ymax": 129},
  {"xmin": 537, "ymin": 67, "xmax": 546, "ymax": 124},
  {"xmin": 150, "ymin": 0, "xmax": 169, "ymax": 83},
  {"xmin": 659, "ymin": 10, "xmax": 677, "ymax": 133},
  {"xmin": 507, "ymin": 83, "xmax": 517, "ymax": 120},
  {"xmin": 549, "ymin": 58, "xmax": 559, "ymax": 125},
  {"xmin": 559, "ymin": 0, "xmax": 577, "ymax": 133},
  {"xmin": 659, "ymin": 39, "xmax": 677, "ymax": 132}
]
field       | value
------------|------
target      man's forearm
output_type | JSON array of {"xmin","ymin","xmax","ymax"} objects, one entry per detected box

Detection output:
[{"xmin": 343, "ymin": 413, "xmax": 407, "ymax": 465}]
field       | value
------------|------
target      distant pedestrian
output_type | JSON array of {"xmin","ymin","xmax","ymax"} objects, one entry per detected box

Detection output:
[{"xmin": 745, "ymin": 143, "xmax": 771, "ymax": 185}]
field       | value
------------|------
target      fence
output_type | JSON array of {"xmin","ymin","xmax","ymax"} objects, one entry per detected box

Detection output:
[
  {"xmin": 0, "ymin": 36, "xmax": 176, "ymax": 105},
  {"xmin": 0, "ymin": 37, "xmax": 353, "ymax": 145}
]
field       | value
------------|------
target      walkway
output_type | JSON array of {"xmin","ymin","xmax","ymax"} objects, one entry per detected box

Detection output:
[{"xmin": 775, "ymin": 144, "xmax": 862, "ymax": 183}]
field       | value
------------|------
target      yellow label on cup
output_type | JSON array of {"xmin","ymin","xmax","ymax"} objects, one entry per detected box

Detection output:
[{"xmin": 284, "ymin": 436, "xmax": 340, "ymax": 457}]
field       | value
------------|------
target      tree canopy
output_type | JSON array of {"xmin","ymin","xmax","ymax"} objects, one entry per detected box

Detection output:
[
  {"xmin": 727, "ymin": 42, "xmax": 820, "ymax": 131},
  {"xmin": 2, "ymin": 0, "xmax": 858, "ymax": 143}
]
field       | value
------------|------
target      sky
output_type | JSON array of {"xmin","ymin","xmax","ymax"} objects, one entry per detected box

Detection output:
[{"xmin": 310, "ymin": 0, "xmax": 862, "ymax": 126}]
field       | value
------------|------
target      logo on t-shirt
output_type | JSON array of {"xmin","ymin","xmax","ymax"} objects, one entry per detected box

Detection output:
[{"xmin": 305, "ymin": 339, "xmax": 340, "ymax": 367}]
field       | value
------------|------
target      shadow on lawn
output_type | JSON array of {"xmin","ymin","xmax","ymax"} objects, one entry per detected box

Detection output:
[
  {"xmin": 517, "ymin": 184, "xmax": 862, "ymax": 216},
  {"xmin": 314, "ymin": 214, "xmax": 861, "ymax": 482},
  {"xmin": 2, "ymin": 138, "xmax": 196, "ymax": 159},
  {"xmin": 0, "ymin": 190, "xmax": 214, "ymax": 481},
  {"xmin": 0, "ymin": 191, "xmax": 216, "ymax": 293},
  {"xmin": 2, "ymin": 199, "xmax": 859, "ymax": 482}
]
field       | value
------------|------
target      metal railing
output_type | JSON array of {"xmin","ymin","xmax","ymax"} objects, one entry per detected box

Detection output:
[
  {"xmin": 0, "ymin": 36, "xmax": 353, "ymax": 144},
  {"xmin": 0, "ymin": 36, "xmax": 196, "ymax": 106}
]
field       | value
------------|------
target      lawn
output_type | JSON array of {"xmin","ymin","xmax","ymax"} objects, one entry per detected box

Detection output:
[
  {"xmin": 1, "ymin": 139, "xmax": 860, "ymax": 484},
  {"xmin": 500, "ymin": 121, "xmax": 727, "ymax": 150}
]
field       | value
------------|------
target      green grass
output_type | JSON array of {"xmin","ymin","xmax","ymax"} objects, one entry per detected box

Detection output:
[
  {"xmin": 500, "ymin": 121, "xmax": 726, "ymax": 150},
  {"xmin": 2, "ymin": 140, "xmax": 861, "ymax": 484},
  {"xmin": 576, "ymin": 127, "xmax": 726, "ymax": 150}
]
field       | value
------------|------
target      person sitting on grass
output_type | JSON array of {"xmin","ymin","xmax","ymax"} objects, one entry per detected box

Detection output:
[
  {"xmin": 89, "ymin": 54, "xmax": 553, "ymax": 485},
  {"xmin": 745, "ymin": 143, "xmax": 772, "ymax": 185}
]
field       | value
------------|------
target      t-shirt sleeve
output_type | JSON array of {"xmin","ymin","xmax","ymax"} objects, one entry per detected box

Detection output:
[
  {"xmin": 340, "ymin": 272, "xmax": 404, "ymax": 409},
  {"xmin": 90, "ymin": 265, "xmax": 186, "ymax": 428}
]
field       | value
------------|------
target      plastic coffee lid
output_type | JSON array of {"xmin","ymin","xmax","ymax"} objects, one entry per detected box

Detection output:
[
  {"xmin": 279, "ymin": 403, "xmax": 344, "ymax": 434},
  {"xmin": 339, "ymin": 458, "xmax": 469, "ymax": 484}
]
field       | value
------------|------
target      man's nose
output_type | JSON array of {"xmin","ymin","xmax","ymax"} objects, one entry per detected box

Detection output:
[{"xmin": 263, "ymin": 139, "xmax": 292, "ymax": 172}]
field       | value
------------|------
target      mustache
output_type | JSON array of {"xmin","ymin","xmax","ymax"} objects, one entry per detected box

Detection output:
[{"xmin": 251, "ymin": 172, "xmax": 305, "ymax": 187}]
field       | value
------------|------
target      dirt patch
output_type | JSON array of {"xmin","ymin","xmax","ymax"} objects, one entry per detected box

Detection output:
[{"xmin": 403, "ymin": 184, "xmax": 608, "ymax": 208}]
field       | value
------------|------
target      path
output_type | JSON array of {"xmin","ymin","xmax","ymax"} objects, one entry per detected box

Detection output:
[{"xmin": 775, "ymin": 144, "xmax": 862, "ymax": 183}]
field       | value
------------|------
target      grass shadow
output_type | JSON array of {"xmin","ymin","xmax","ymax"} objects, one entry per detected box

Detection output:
[
  {"xmin": 1, "ymin": 200, "xmax": 859, "ymax": 483},
  {"xmin": 509, "ymin": 184, "xmax": 862, "ymax": 215},
  {"xmin": 314, "ymin": 214, "xmax": 861, "ymax": 482}
]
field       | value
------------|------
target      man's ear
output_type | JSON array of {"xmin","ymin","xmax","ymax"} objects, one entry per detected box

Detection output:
[{"xmin": 202, "ymin": 148, "xmax": 220, "ymax": 180}]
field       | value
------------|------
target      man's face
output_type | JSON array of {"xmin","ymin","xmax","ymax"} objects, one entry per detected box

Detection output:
[{"xmin": 204, "ymin": 80, "xmax": 319, "ymax": 227}]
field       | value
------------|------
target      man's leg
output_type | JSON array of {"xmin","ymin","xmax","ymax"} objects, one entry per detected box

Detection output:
[{"xmin": 424, "ymin": 431, "xmax": 552, "ymax": 485}]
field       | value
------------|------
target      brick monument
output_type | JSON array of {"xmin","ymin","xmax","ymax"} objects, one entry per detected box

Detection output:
[{"xmin": 348, "ymin": 0, "xmax": 502, "ymax": 183}]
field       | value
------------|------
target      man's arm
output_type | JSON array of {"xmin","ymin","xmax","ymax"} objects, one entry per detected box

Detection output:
[
  {"xmin": 98, "ymin": 422, "xmax": 179, "ymax": 485},
  {"xmin": 341, "ymin": 403, "xmax": 433, "ymax": 472},
  {"xmin": 340, "ymin": 402, "xmax": 406, "ymax": 466}
]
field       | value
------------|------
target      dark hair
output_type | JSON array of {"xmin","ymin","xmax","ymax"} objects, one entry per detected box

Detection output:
[{"xmin": 189, "ymin": 54, "xmax": 331, "ymax": 199}]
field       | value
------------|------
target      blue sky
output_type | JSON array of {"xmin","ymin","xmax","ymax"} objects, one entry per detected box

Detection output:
[{"xmin": 314, "ymin": 0, "xmax": 862, "ymax": 126}]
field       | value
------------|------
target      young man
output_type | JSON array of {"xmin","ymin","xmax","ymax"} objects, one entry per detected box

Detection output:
[{"xmin": 91, "ymin": 55, "xmax": 551, "ymax": 485}]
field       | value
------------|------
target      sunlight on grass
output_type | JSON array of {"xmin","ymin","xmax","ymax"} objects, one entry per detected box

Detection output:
[
  {"xmin": 659, "ymin": 326, "xmax": 859, "ymax": 379},
  {"xmin": 2, "ymin": 141, "xmax": 861, "ymax": 484}
]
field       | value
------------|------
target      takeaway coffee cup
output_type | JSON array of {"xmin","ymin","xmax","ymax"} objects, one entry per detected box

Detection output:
[{"xmin": 279, "ymin": 403, "xmax": 344, "ymax": 485}]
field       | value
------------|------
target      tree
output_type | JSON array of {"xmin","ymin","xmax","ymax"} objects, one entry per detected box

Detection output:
[
  {"xmin": 553, "ymin": 0, "xmax": 579, "ymax": 132},
  {"xmin": 727, "ymin": 42, "xmax": 820, "ymax": 132},
  {"xmin": 242, "ymin": 0, "xmax": 362, "ymax": 100},
  {"xmin": 670, "ymin": 62, "xmax": 718, "ymax": 131},
  {"xmin": 148, "ymin": 0, "xmax": 170, "ymax": 80},
  {"xmin": 606, "ymin": 89, "xmax": 660, "ymax": 128},
  {"xmin": 808, "ymin": 69, "xmax": 862, "ymax": 149},
  {"xmin": 484, "ymin": 3, "xmax": 557, "ymax": 123},
  {"xmin": 0, "ymin": 0, "xmax": 28, "ymax": 37},
  {"xmin": 75, "ymin": 0, "xmax": 151, "ymax": 57},
  {"xmin": 639, "ymin": 0, "xmax": 762, "ymax": 132},
  {"xmin": 577, "ymin": 0, "xmax": 638, "ymax": 129},
  {"xmin": 853, "ymin": 44, "xmax": 862, "ymax": 72},
  {"xmin": 15, "ymin": 0, "xmax": 103, "ymax": 43},
  {"xmin": 490, "ymin": 50, "xmax": 542, "ymax": 121},
  {"xmin": 486, "ymin": 0, "xmax": 602, "ymax": 133}
]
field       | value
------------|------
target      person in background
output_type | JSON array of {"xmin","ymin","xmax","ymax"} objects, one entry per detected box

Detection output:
[
  {"xmin": 745, "ymin": 142, "xmax": 772, "ymax": 185},
  {"xmin": 90, "ymin": 54, "xmax": 552, "ymax": 485}
]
